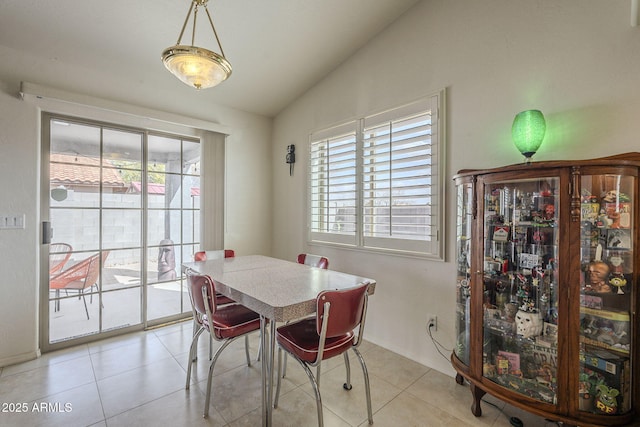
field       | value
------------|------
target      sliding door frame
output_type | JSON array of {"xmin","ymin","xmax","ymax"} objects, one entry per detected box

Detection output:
[{"xmin": 39, "ymin": 112, "xmax": 224, "ymax": 353}]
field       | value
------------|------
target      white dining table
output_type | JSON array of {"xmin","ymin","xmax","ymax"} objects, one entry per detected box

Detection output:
[{"xmin": 182, "ymin": 255, "xmax": 376, "ymax": 427}]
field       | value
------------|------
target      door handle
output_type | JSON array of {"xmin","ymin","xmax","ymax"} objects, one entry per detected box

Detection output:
[{"xmin": 42, "ymin": 221, "xmax": 52, "ymax": 244}]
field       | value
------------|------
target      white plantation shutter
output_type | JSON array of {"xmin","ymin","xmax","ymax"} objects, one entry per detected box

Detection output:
[
  {"xmin": 307, "ymin": 91, "xmax": 444, "ymax": 259},
  {"xmin": 362, "ymin": 96, "xmax": 439, "ymax": 255},
  {"xmin": 309, "ymin": 122, "xmax": 357, "ymax": 245}
]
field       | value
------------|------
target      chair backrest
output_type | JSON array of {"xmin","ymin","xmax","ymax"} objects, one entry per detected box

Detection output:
[
  {"xmin": 297, "ymin": 253, "xmax": 329, "ymax": 269},
  {"xmin": 49, "ymin": 243, "xmax": 72, "ymax": 275},
  {"xmin": 50, "ymin": 251, "xmax": 110, "ymax": 290},
  {"xmin": 194, "ymin": 249, "xmax": 235, "ymax": 261},
  {"xmin": 316, "ymin": 283, "xmax": 369, "ymax": 339},
  {"xmin": 85, "ymin": 251, "xmax": 109, "ymax": 289},
  {"xmin": 185, "ymin": 270, "xmax": 218, "ymax": 319}
]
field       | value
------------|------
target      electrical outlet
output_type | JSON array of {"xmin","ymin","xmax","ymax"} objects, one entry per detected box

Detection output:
[{"xmin": 427, "ymin": 315, "xmax": 437, "ymax": 331}]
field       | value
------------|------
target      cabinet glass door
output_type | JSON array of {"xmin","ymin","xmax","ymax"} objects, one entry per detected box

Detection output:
[
  {"xmin": 578, "ymin": 174, "xmax": 633, "ymax": 416},
  {"xmin": 455, "ymin": 181, "xmax": 473, "ymax": 365},
  {"xmin": 482, "ymin": 177, "xmax": 559, "ymax": 405}
]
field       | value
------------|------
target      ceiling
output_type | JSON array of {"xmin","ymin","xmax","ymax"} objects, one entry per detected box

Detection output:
[{"xmin": 0, "ymin": 0, "xmax": 421, "ymax": 118}]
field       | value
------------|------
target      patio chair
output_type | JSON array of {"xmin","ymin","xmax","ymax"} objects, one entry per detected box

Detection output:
[
  {"xmin": 49, "ymin": 243, "xmax": 72, "ymax": 275},
  {"xmin": 49, "ymin": 251, "xmax": 110, "ymax": 320}
]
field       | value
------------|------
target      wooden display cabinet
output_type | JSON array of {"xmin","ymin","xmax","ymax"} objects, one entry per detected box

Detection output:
[{"xmin": 453, "ymin": 153, "xmax": 639, "ymax": 427}]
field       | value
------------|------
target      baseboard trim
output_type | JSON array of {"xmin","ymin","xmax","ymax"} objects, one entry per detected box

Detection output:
[{"xmin": 0, "ymin": 349, "xmax": 41, "ymax": 369}]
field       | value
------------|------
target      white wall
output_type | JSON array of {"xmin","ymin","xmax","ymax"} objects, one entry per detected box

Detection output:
[
  {"xmin": 271, "ymin": 0, "xmax": 640, "ymax": 376},
  {"xmin": 0, "ymin": 81, "xmax": 273, "ymax": 366},
  {"xmin": 0, "ymin": 84, "xmax": 40, "ymax": 366}
]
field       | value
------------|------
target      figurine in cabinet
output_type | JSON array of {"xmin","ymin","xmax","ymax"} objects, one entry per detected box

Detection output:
[
  {"xmin": 504, "ymin": 302, "xmax": 518, "ymax": 322},
  {"xmin": 515, "ymin": 307, "xmax": 543, "ymax": 338},
  {"xmin": 601, "ymin": 190, "xmax": 630, "ymax": 204},
  {"xmin": 585, "ymin": 260, "xmax": 611, "ymax": 293},
  {"xmin": 595, "ymin": 384, "xmax": 619, "ymax": 415},
  {"xmin": 606, "ymin": 207, "xmax": 622, "ymax": 229},
  {"xmin": 608, "ymin": 254, "xmax": 627, "ymax": 294}
]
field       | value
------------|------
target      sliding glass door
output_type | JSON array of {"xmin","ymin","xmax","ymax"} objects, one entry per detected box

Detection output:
[
  {"xmin": 43, "ymin": 114, "xmax": 201, "ymax": 348},
  {"xmin": 146, "ymin": 134, "xmax": 201, "ymax": 321}
]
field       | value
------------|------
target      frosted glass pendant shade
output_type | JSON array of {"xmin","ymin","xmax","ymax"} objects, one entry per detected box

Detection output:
[{"xmin": 162, "ymin": 45, "xmax": 231, "ymax": 89}]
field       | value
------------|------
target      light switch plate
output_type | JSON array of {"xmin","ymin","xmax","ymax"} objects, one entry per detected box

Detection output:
[{"xmin": 0, "ymin": 214, "xmax": 25, "ymax": 229}]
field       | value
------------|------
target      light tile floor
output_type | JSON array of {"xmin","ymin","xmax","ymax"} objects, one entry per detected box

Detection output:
[{"xmin": 0, "ymin": 320, "xmax": 556, "ymax": 427}]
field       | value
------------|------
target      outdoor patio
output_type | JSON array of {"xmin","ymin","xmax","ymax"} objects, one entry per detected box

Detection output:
[{"xmin": 49, "ymin": 263, "xmax": 191, "ymax": 343}]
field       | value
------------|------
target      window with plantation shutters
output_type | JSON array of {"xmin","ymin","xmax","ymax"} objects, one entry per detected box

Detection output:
[
  {"xmin": 362, "ymin": 103, "xmax": 437, "ymax": 254},
  {"xmin": 309, "ymin": 122, "xmax": 358, "ymax": 246},
  {"xmin": 308, "ymin": 90, "xmax": 444, "ymax": 259}
]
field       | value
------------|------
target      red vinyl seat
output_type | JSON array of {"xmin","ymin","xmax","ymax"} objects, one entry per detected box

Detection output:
[{"xmin": 274, "ymin": 283, "xmax": 373, "ymax": 426}]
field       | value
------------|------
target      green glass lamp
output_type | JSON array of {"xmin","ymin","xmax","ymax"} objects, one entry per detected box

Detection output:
[{"xmin": 511, "ymin": 110, "xmax": 546, "ymax": 163}]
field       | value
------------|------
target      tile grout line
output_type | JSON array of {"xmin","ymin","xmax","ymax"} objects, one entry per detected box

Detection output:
[{"xmin": 87, "ymin": 343, "xmax": 108, "ymax": 425}]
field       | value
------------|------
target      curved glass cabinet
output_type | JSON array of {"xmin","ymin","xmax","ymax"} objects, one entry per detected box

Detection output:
[
  {"xmin": 455, "ymin": 180, "xmax": 473, "ymax": 366},
  {"xmin": 452, "ymin": 154, "xmax": 638, "ymax": 427}
]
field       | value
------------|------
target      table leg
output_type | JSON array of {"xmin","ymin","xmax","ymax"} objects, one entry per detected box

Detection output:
[
  {"xmin": 267, "ymin": 320, "xmax": 276, "ymax": 425},
  {"xmin": 260, "ymin": 316, "xmax": 268, "ymax": 427}
]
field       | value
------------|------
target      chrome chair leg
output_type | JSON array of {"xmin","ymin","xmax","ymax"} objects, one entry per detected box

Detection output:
[
  {"xmin": 342, "ymin": 351, "xmax": 352, "ymax": 390},
  {"xmin": 353, "ymin": 347, "xmax": 373, "ymax": 425},
  {"xmin": 281, "ymin": 350, "xmax": 287, "ymax": 377},
  {"xmin": 209, "ymin": 335, "xmax": 213, "ymax": 360},
  {"xmin": 256, "ymin": 326, "xmax": 267, "ymax": 362},
  {"xmin": 186, "ymin": 327, "xmax": 205, "ymax": 389},
  {"xmin": 256, "ymin": 330, "xmax": 263, "ymax": 361},
  {"xmin": 244, "ymin": 334, "xmax": 251, "ymax": 366},
  {"xmin": 304, "ymin": 361, "xmax": 324, "ymax": 426},
  {"xmin": 204, "ymin": 337, "xmax": 239, "ymax": 418},
  {"xmin": 274, "ymin": 348, "xmax": 325, "ymax": 426},
  {"xmin": 191, "ymin": 319, "xmax": 199, "ymax": 362},
  {"xmin": 274, "ymin": 347, "xmax": 283, "ymax": 408}
]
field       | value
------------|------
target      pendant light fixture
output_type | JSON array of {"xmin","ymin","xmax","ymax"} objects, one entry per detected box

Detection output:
[{"xmin": 161, "ymin": 0, "xmax": 232, "ymax": 90}]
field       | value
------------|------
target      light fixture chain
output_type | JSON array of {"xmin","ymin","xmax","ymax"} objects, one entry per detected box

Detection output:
[
  {"xmin": 192, "ymin": 4, "xmax": 199, "ymax": 46},
  {"xmin": 176, "ymin": 1, "xmax": 196, "ymax": 45},
  {"xmin": 203, "ymin": 4, "xmax": 226, "ymax": 58}
]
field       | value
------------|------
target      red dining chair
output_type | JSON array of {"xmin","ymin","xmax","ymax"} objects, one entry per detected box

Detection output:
[
  {"xmin": 194, "ymin": 249, "xmax": 235, "ymax": 262},
  {"xmin": 49, "ymin": 251, "xmax": 109, "ymax": 320},
  {"xmin": 274, "ymin": 283, "xmax": 373, "ymax": 426},
  {"xmin": 278, "ymin": 253, "xmax": 331, "ymax": 373},
  {"xmin": 297, "ymin": 253, "xmax": 329, "ymax": 269},
  {"xmin": 194, "ymin": 249, "xmax": 236, "ymax": 305},
  {"xmin": 184, "ymin": 270, "xmax": 261, "ymax": 418},
  {"xmin": 192, "ymin": 249, "xmax": 238, "ymax": 360}
]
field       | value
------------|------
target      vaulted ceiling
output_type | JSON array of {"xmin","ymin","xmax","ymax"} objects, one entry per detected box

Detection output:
[{"xmin": 0, "ymin": 0, "xmax": 420, "ymax": 117}]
